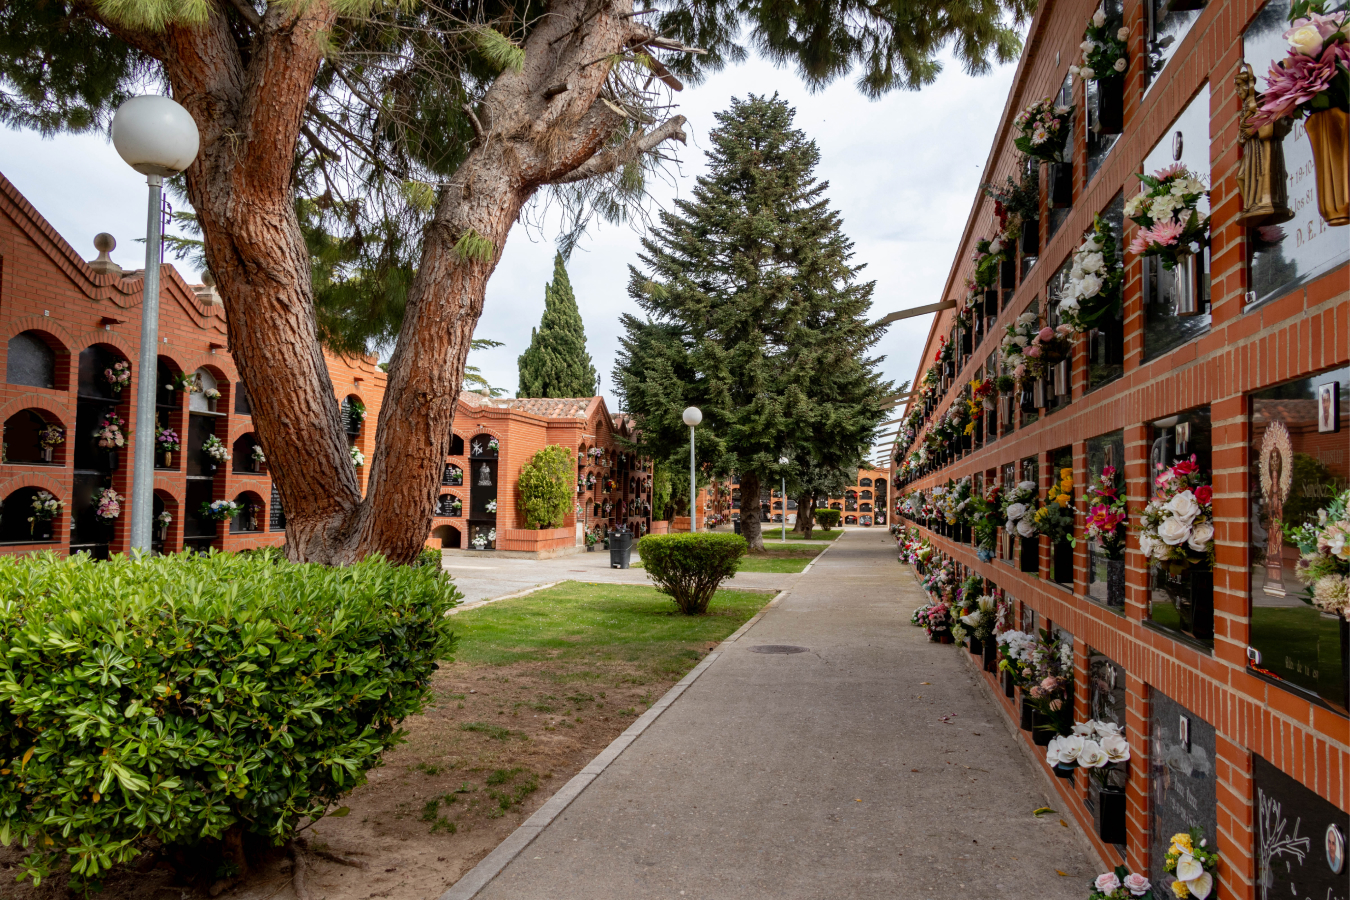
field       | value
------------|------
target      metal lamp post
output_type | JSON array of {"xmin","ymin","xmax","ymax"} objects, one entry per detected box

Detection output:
[
  {"xmin": 682, "ymin": 406, "xmax": 702, "ymax": 532},
  {"xmin": 111, "ymin": 95, "xmax": 200, "ymax": 554},
  {"xmin": 778, "ymin": 456, "xmax": 789, "ymax": 542}
]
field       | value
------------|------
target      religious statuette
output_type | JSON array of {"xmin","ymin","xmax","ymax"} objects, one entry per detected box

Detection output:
[{"xmin": 1235, "ymin": 63, "xmax": 1294, "ymax": 227}]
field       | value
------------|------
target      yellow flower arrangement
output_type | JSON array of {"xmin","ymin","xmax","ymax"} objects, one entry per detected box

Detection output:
[{"xmin": 1171, "ymin": 833, "xmax": 1193, "ymax": 853}]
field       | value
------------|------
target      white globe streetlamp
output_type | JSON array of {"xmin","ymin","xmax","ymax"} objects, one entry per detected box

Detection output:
[
  {"xmin": 112, "ymin": 95, "xmax": 200, "ymax": 554},
  {"xmin": 681, "ymin": 406, "xmax": 702, "ymax": 532},
  {"xmin": 778, "ymin": 456, "xmax": 789, "ymax": 542}
]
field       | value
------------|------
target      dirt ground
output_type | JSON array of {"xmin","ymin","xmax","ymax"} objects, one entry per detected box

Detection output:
[{"xmin": 1, "ymin": 653, "xmax": 717, "ymax": 900}]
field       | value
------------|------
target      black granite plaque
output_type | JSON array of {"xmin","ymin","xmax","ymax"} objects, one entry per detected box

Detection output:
[
  {"xmin": 1149, "ymin": 689, "xmax": 1217, "ymax": 893},
  {"xmin": 1254, "ymin": 755, "xmax": 1349, "ymax": 900}
]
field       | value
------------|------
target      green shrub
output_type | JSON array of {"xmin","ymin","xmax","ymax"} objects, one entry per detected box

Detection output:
[
  {"xmin": 651, "ymin": 461, "xmax": 672, "ymax": 520},
  {"xmin": 415, "ymin": 546, "xmax": 445, "ymax": 570},
  {"xmin": 0, "ymin": 551, "xmax": 459, "ymax": 886},
  {"xmin": 637, "ymin": 533, "xmax": 746, "ymax": 614},
  {"xmin": 518, "ymin": 445, "xmax": 573, "ymax": 528},
  {"xmin": 814, "ymin": 508, "xmax": 841, "ymax": 530}
]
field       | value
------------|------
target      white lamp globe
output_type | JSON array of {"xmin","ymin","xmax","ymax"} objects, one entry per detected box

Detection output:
[
  {"xmin": 112, "ymin": 95, "xmax": 200, "ymax": 177},
  {"xmin": 681, "ymin": 406, "xmax": 702, "ymax": 427}
]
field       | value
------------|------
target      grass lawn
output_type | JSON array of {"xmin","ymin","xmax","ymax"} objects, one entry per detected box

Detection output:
[
  {"xmin": 631, "ymin": 542, "xmax": 824, "ymax": 574},
  {"xmin": 762, "ymin": 529, "xmax": 841, "ymax": 541}
]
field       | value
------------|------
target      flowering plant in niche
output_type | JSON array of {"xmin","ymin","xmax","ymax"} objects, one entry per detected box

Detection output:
[
  {"xmin": 1013, "ymin": 98, "xmax": 1074, "ymax": 162},
  {"xmin": 1057, "ymin": 216, "xmax": 1123, "ymax": 334},
  {"xmin": 1084, "ymin": 466, "xmax": 1128, "ymax": 559},
  {"xmin": 202, "ymin": 435, "xmax": 230, "ymax": 463},
  {"xmin": 203, "ymin": 387, "xmax": 220, "ymax": 401},
  {"xmin": 157, "ymin": 511, "xmax": 172, "ymax": 529},
  {"xmin": 485, "ymin": 499, "xmax": 497, "ymax": 514},
  {"xmin": 1249, "ymin": 1, "xmax": 1350, "ymax": 127},
  {"xmin": 92, "ymin": 487, "xmax": 123, "ymax": 522},
  {"xmin": 1002, "ymin": 480, "xmax": 1040, "ymax": 539},
  {"xmin": 1023, "ymin": 324, "xmax": 1076, "ymax": 381},
  {"xmin": 1163, "ymin": 828, "xmax": 1217, "ymax": 900},
  {"xmin": 38, "ymin": 424, "xmax": 64, "ymax": 449},
  {"xmin": 972, "ymin": 233, "xmax": 1009, "ymax": 289},
  {"xmin": 200, "ymin": 499, "xmax": 242, "ymax": 521},
  {"xmin": 960, "ymin": 594, "xmax": 1000, "ymax": 644},
  {"xmin": 168, "ymin": 371, "xmax": 197, "ymax": 393},
  {"xmin": 1124, "ymin": 165, "xmax": 1210, "ymax": 269},
  {"xmin": 1088, "ymin": 866, "xmax": 1154, "ymax": 900},
  {"xmin": 104, "ymin": 360, "xmax": 130, "ymax": 393},
  {"xmin": 252, "ymin": 445, "xmax": 266, "ymax": 464},
  {"xmin": 972, "ymin": 483, "xmax": 1002, "ymax": 561},
  {"xmin": 93, "ymin": 413, "xmax": 126, "ymax": 449},
  {"xmin": 486, "ymin": 438, "xmax": 499, "ymax": 452},
  {"xmin": 1070, "ymin": 7, "xmax": 1130, "ymax": 81},
  {"xmin": 1138, "ymin": 455, "xmax": 1214, "ymax": 575},
  {"xmin": 1285, "ymin": 487, "xmax": 1350, "ymax": 617},
  {"xmin": 1035, "ymin": 467, "xmax": 1077, "ymax": 543},
  {"xmin": 1046, "ymin": 719, "xmax": 1130, "ymax": 783}
]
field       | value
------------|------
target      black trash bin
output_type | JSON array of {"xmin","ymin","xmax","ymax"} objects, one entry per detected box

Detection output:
[
  {"xmin": 734, "ymin": 520, "xmax": 742, "ymax": 535},
  {"xmin": 609, "ymin": 531, "xmax": 634, "ymax": 569}
]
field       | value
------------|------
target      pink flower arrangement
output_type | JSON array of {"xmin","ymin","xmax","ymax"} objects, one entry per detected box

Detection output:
[
  {"xmin": 1085, "ymin": 465, "xmax": 1128, "ymax": 559},
  {"xmin": 1123, "ymin": 165, "xmax": 1209, "ymax": 269},
  {"xmin": 1250, "ymin": 5, "xmax": 1350, "ymax": 128}
]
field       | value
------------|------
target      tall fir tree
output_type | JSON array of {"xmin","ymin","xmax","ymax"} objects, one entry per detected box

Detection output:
[
  {"xmin": 518, "ymin": 253, "xmax": 599, "ymax": 398},
  {"xmin": 614, "ymin": 94, "xmax": 890, "ymax": 551}
]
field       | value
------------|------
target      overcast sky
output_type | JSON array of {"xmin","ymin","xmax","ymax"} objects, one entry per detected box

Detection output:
[{"xmin": 0, "ymin": 49, "xmax": 1017, "ymax": 466}]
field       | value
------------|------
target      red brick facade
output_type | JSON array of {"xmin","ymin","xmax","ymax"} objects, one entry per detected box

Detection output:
[
  {"xmin": 892, "ymin": 0, "xmax": 1349, "ymax": 894},
  {"xmin": 0, "ymin": 170, "xmax": 385, "ymax": 556}
]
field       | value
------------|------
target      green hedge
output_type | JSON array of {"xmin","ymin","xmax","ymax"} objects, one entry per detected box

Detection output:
[
  {"xmin": 0, "ymin": 551, "xmax": 459, "ymax": 886},
  {"xmin": 637, "ymin": 533, "xmax": 746, "ymax": 614},
  {"xmin": 814, "ymin": 508, "xmax": 841, "ymax": 530}
]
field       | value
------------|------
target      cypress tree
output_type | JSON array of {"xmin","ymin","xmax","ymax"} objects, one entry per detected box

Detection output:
[
  {"xmin": 613, "ymin": 94, "xmax": 890, "ymax": 551},
  {"xmin": 517, "ymin": 253, "xmax": 599, "ymax": 398}
]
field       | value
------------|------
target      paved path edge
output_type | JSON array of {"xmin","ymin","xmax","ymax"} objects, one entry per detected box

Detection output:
[{"xmin": 434, "ymin": 588, "xmax": 787, "ymax": 900}]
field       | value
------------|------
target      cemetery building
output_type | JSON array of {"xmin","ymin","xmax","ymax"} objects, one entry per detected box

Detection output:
[{"xmin": 890, "ymin": 0, "xmax": 1349, "ymax": 895}]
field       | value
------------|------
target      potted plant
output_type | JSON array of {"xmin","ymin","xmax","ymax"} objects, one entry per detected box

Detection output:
[
  {"xmin": 156, "ymin": 425, "xmax": 180, "ymax": 468},
  {"xmin": 201, "ymin": 435, "xmax": 230, "ymax": 473},
  {"xmin": 585, "ymin": 530, "xmax": 598, "ymax": 552},
  {"xmin": 1070, "ymin": 8, "xmax": 1131, "ymax": 135},
  {"xmin": 1125, "ymin": 165, "xmax": 1210, "ymax": 316},
  {"xmin": 1250, "ymin": 2, "xmax": 1349, "ymax": 225},
  {"xmin": 104, "ymin": 360, "xmax": 131, "ymax": 395},
  {"xmin": 38, "ymin": 423, "xmax": 63, "ymax": 463},
  {"xmin": 1138, "ymin": 455, "xmax": 1215, "ymax": 637},
  {"xmin": 27, "ymin": 490, "xmax": 62, "ymax": 540},
  {"xmin": 1084, "ymin": 466, "xmax": 1128, "ymax": 607},
  {"xmin": 93, "ymin": 411, "xmax": 127, "ymax": 470}
]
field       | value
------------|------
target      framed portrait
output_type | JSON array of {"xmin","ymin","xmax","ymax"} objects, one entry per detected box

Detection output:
[{"xmin": 1317, "ymin": 381, "xmax": 1340, "ymax": 433}]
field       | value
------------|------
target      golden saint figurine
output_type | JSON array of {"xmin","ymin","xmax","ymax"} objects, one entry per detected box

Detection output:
[{"xmin": 1236, "ymin": 63, "xmax": 1294, "ymax": 227}]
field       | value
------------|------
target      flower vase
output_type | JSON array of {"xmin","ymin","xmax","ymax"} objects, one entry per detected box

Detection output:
[
  {"xmin": 1049, "ymin": 160, "xmax": 1073, "ymax": 208},
  {"xmin": 937, "ymin": 632, "xmax": 953, "ymax": 644},
  {"xmin": 1003, "ymin": 669, "xmax": 1016, "ymax": 698},
  {"xmin": 1096, "ymin": 786, "xmax": 1128, "ymax": 844},
  {"xmin": 105, "ymin": 450, "xmax": 119, "ymax": 472},
  {"xmin": 999, "ymin": 396, "xmax": 1013, "ymax": 430},
  {"xmin": 1053, "ymin": 359, "xmax": 1071, "ymax": 398},
  {"xmin": 1032, "ymin": 711, "xmax": 1055, "ymax": 746},
  {"xmin": 1020, "ymin": 384, "xmax": 1036, "ymax": 414},
  {"xmin": 1020, "ymin": 217, "xmax": 1040, "ymax": 256},
  {"xmin": 207, "ymin": 398, "xmax": 217, "ymax": 413},
  {"xmin": 1020, "ymin": 535, "xmax": 1039, "ymax": 574},
  {"xmin": 41, "ymin": 446, "xmax": 53, "ymax": 463},
  {"xmin": 1106, "ymin": 559, "xmax": 1126, "ymax": 609},
  {"xmin": 162, "ymin": 451, "xmax": 173, "ymax": 468},
  {"xmin": 1103, "ymin": 310, "xmax": 1125, "ymax": 365},
  {"xmin": 32, "ymin": 521, "xmax": 52, "ymax": 542},
  {"xmin": 1305, "ymin": 107, "xmax": 1349, "ymax": 226},
  {"xmin": 1095, "ymin": 75, "xmax": 1124, "ymax": 135},
  {"xmin": 1172, "ymin": 251, "xmax": 1205, "ymax": 316},
  {"xmin": 983, "ymin": 638, "xmax": 998, "ymax": 672},
  {"xmin": 1000, "ymin": 257, "xmax": 1016, "ymax": 290},
  {"xmin": 968, "ymin": 635, "xmax": 983, "ymax": 657},
  {"xmin": 1053, "ymin": 764, "xmax": 1077, "ymax": 780},
  {"xmin": 1053, "ymin": 539, "xmax": 1073, "ymax": 585},
  {"xmin": 961, "ymin": 329, "xmax": 973, "ymax": 356},
  {"xmin": 251, "ymin": 457, "xmax": 260, "ymax": 473},
  {"xmin": 984, "ymin": 288, "xmax": 1000, "ymax": 318},
  {"xmin": 1019, "ymin": 696, "xmax": 1035, "ymax": 731}
]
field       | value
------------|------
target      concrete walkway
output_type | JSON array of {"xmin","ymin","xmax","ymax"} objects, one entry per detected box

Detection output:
[{"xmin": 457, "ymin": 528, "xmax": 1098, "ymax": 899}]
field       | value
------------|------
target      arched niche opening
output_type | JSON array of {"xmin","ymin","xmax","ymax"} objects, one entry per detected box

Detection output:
[
  {"xmin": 188, "ymin": 368, "xmax": 223, "ymax": 413},
  {"xmin": 3, "ymin": 409, "xmax": 65, "ymax": 465},
  {"xmin": 7, "ymin": 331, "xmax": 63, "ymax": 390},
  {"xmin": 437, "ymin": 493, "xmax": 463, "ymax": 517},
  {"xmin": 229, "ymin": 491, "xmax": 265, "ymax": 533},
  {"xmin": 233, "ymin": 434, "xmax": 264, "ymax": 473},
  {"xmin": 449, "ymin": 433, "xmax": 465, "ymax": 456},
  {"xmin": 431, "ymin": 524, "xmax": 461, "ymax": 549},
  {"xmin": 341, "ymin": 396, "xmax": 365, "ymax": 440},
  {"xmin": 0, "ymin": 486, "xmax": 61, "ymax": 543},
  {"xmin": 152, "ymin": 490, "xmax": 179, "ymax": 555}
]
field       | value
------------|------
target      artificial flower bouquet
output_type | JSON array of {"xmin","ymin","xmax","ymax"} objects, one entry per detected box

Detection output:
[
  {"xmin": 38, "ymin": 424, "xmax": 64, "ymax": 449},
  {"xmin": 1000, "ymin": 311, "xmax": 1041, "ymax": 380},
  {"xmin": 1014, "ymin": 98, "xmax": 1075, "ymax": 162},
  {"xmin": 157, "ymin": 511, "xmax": 172, "ymax": 531},
  {"xmin": 1045, "ymin": 719, "xmax": 1131, "ymax": 782},
  {"xmin": 1003, "ymin": 480, "xmax": 1040, "ymax": 539},
  {"xmin": 1003, "ymin": 628, "xmax": 1075, "ymax": 731},
  {"xmin": 1285, "ymin": 487, "xmax": 1350, "ymax": 617},
  {"xmin": 1058, "ymin": 216, "xmax": 1123, "ymax": 333},
  {"xmin": 1138, "ymin": 455, "xmax": 1214, "ymax": 575},
  {"xmin": 168, "ymin": 371, "xmax": 197, "ymax": 393},
  {"xmin": 202, "ymin": 435, "xmax": 231, "ymax": 463},
  {"xmin": 485, "ymin": 499, "xmax": 497, "ymax": 514},
  {"xmin": 487, "ymin": 438, "xmax": 500, "ymax": 452},
  {"xmin": 1035, "ymin": 467, "xmax": 1077, "ymax": 543},
  {"xmin": 972, "ymin": 233, "xmax": 1010, "ymax": 288},
  {"xmin": 996, "ymin": 629, "xmax": 1037, "ymax": 688},
  {"xmin": 93, "ymin": 413, "xmax": 127, "ymax": 450},
  {"xmin": 93, "ymin": 487, "xmax": 123, "ymax": 522},
  {"xmin": 1070, "ymin": 7, "xmax": 1130, "ymax": 82},
  {"xmin": 104, "ymin": 360, "xmax": 131, "ymax": 393},
  {"xmin": 28, "ymin": 491, "xmax": 63, "ymax": 533},
  {"xmin": 350, "ymin": 446, "xmax": 365, "ymax": 467},
  {"xmin": 1125, "ymin": 165, "xmax": 1210, "ymax": 269},
  {"xmin": 1250, "ymin": 1, "xmax": 1349, "ymax": 127},
  {"xmin": 912, "ymin": 600, "xmax": 954, "ymax": 640},
  {"xmin": 252, "ymin": 444, "xmax": 266, "ymax": 464},
  {"xmin": 1024, "ymin": 324, "xmax": 1076, "ymax": 380},
  {"xmin": 1088, "ymin": 867, "xmax": 1154, "ymax": 900},
  {"xmin": 1085, "ymin": 465, "xmax": 1128, "ymax": 559},
  {"xmin": 942, "ymin": 476, "xmax": 973, "ymax": 525},
  {"xmin": 203, "ymin": 387, "xmax": 221, "ymax": 401},
  {"xmin": 1163, "ymin": 828, "xmax": 1218, "ymax": 900},
  {"xmin": 972, "ymin": 484, "xmax": 1003, "ymax": 561},
  {"xmin": 960, "ymin": 594, "xmax": 1000, "ymax": 645},
  {"xmin": 200, "ymin": 499, "xmax": 242, "ymax": 522},
  {"xmin": 156, "ymin": 425, "xmax": 181, "ymax": 452}
]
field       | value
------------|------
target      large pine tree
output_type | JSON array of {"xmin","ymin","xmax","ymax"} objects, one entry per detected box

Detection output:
[
  {"xmin": 518, "ymin": 253, "xmax": 599, "ymax": 398},
  {"xmin": 614, "ymin": 94, "xmax": 890, "ymax": 551}
]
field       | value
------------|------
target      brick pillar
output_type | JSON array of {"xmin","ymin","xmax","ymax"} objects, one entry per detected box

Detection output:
[
  {"xmin": 1124, "ymin": 423, "xmax": 1151, "ymax": 623},
  {"xmin": 1126, "ymin": 674, "xmax": 1150, "ymax": 880}
]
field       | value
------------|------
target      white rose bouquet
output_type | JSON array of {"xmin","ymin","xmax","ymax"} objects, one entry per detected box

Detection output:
[
  {"xmin": 1002, "ymin": 480, "xmax": 1040, "ymax": 540},
  {"xmin": 1069, "ymin": 6, "xmax": 1130, "ymax": 82},
  {"xmin": 1000, "ymin": 312, "xmax": 1041, "ymax": 381},
  {"xmin": 1046, "ymin": 719, "xmax": 1131, "ymax": 783},
  {"xmin": 1286, "ymin": 487, "xmax": 1350, "ymax": 617},
  {"xmin": 1138, "ymin": 455, "xmax": 1214, "ymax": 575},
  {"xmin": 1057, "ymin": 215, "xmax": 1123, "ymax": 334}
]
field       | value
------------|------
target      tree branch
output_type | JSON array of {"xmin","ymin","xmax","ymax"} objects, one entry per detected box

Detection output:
[
  {"xmin": 552, "ymin": 115, "xmax": 687, "ymax": 184},
  {"xmin": 225, "ymin": 0, "xmax": 262, "ymax": 29}
]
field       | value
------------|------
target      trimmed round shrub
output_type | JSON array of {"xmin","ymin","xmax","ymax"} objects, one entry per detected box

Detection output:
[
  {"xmin": 0, "ymin": 551, "xmax": 460, "ymax": 886},
  {"xmin": 814, "ymin": 508, "xmax": 841, "ymax": 531},
  {"xmin": 637, "ymin": 533, "xmax": 746, "ymax": 614}
]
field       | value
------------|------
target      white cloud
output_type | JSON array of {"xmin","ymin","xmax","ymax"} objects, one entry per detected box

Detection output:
[{"xmin": 0, "ymin": 48, "xmax": 1017, "ymax": 414}]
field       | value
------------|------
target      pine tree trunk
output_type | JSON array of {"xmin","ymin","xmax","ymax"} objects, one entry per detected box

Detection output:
[
  {"xmin": 792, "ymin": 493, "xmax": 811, "ymax": 533},
  {"xmin": 739, "ymin": 472, "xmax": 764, "ymax": 551},
  {"xmin": 801, "ymin": 491, "xmax": 818, "ymax": 539},
  {"xmin": 109, "ymin": 0, "xmax": 684, "ymax": 564}
]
